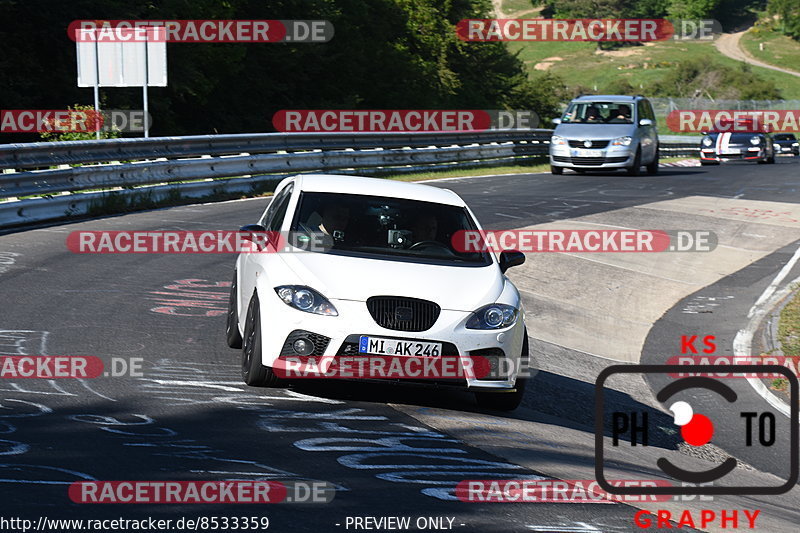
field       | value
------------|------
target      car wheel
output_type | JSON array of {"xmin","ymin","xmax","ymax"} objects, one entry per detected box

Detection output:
[
  {"xmin": 475, "ymin": 334, "xmax": 529, "ymax": 412},
  {"xmin": 646, "ymin": 145, "xmax": 659, "ymax": 175},
  {"xmin": 226, "ymin": 271, "xmax": 243, "ymax": 349},
  {"xmin": 626, "ymin": 148, "xmax": 642, "ymax": 176},
  {"xmin": 241, "ymin": 292, "xmax": 281, "ymax": 387},
  {"xmin": 550, "ymin": 165, "xmax": 563, "ymax": 175}
]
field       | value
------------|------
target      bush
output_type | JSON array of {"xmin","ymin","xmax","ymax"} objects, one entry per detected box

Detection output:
[{"xmin": 648, "ymin": 57, "xmax": 783, "ymax": 100}]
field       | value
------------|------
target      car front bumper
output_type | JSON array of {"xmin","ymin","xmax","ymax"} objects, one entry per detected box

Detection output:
[
  {"xmin": 549, "ymin": 145, "xmax": 633, "ymax": 169},
  {"xmin": 257, "ymin": 296, "xmax": 527, "ymax": 390}
]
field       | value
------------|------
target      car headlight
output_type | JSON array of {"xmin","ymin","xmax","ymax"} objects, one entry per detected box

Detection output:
[
  {"xmin": 774, "ymin": 144, "xmax": 781, "ymax": 151},
  {"xmin": 750, "ymin": 136, "xmax": 761, "ymax": 145},
  {"xmin": 466, "ymin": 304, "xmax": 518, "ymax": 330},
  {"xmin": 550, "ymin": 135, "xmax": 567, "ymax": 146},
  {"xmin": 611, "ymin": 136, "xmax": 632, "ymax": 146},
  {"xmin": 702, "ymin": 136, "xmax": 713, "ymax": 147},
  {"xmin": 792, "ymin": 142, "xmax": 799, "ymax": 146},
  {"xmin": 274, "ymin": 285, "xmax": 338, "ymax": 316}
]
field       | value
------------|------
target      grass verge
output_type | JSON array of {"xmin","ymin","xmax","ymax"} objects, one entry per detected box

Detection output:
[
  {"xmin": 510, "ymin": 38, "xmax": 800, "ymax": 100},
  {"xmin": 778, "ymin": 288, "xmax": 800, "ymax": 358},
  {"xmin": 740, "ymin": 27, "xmax": 800, "ymax": 75}
]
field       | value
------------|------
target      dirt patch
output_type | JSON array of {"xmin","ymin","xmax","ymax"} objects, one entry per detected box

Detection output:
[
  {"xmin": 534, "ymin": 62, "xmax": 554, "ymax": 70},
  {"xmin": 595, "ymin": 47, "xmax": 645, "ymax": 57}
]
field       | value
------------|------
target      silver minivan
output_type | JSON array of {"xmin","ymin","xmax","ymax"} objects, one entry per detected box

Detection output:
[{"xmin": 549, "ymin": 95, "xmax": 659, "ymax": 176}]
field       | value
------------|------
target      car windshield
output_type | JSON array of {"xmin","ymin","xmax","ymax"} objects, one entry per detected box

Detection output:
[
  {"xmin": 726, "ymin": 133, "xmax": 763, "ymax": 143},
  {"xmin": 290, "ymin": 192, "xmax": 492, "ymax": 265},
  {"xmin": 774, "ymin": 134, "xmax": 796, "ymax": 141},
  {"xmin": 561, "ymin": 101, "xmax": 634, "ymax": 124}
]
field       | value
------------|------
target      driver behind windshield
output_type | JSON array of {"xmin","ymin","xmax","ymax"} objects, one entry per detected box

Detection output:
[
  {"xmin": 606, "ymin": 104, "xmax": 631, "ymax": 123},
  {"xmin": 411, "ymin": 213, "xmax": 438, "ymax": 243},
  {"xmin": 584, "ymin": 105, "xmax": 602, "ymax": 123}
]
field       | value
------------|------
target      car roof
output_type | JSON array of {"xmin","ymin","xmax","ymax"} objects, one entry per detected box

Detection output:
[
  {"xmin": 572, "ymin": 95, "xmax": 642, "ymax": 103},
  {"xmin": 282, "ymin": 174, "xmax": 466, "ymax": 207}
]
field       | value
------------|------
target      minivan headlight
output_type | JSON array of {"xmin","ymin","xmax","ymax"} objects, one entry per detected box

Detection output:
[
  {"xmin": 466, "ymin": 304, "xmax": 518, "ymax": 330},
  {"xmin": 275, "ymin": 285, "xmax": 338, "ymax": 316},
  {"xmin": 551, "ymin": 135, "xmax": 567, "ymax": 146},
  {"xmin": 611, "ymin": 136, "xmax": 632, "ymax": 146},
  {"xmin": 702, "ymin": 136, "xmax": 713, "ymax": 147},
  {"xmin": 750, "ymin": 136, "xmax": 761, "ymax": 145}
]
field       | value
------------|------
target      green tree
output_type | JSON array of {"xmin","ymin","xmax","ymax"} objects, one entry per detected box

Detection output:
[{"xmin": 768, "ymin": 0, "xmax": 800, "ymax": 40}]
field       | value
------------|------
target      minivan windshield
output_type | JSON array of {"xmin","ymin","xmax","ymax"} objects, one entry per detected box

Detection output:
[
  {"xmin": 290, "ymin": 192, "xmax": 492, "ymax": 266},
  {"xmin": 562, "ymin": 101, "xmax": 634, "ymax": 124}
]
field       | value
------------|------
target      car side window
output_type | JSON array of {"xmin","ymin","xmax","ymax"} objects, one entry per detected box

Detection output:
[
  {"xmin": 640, "ymin": 100, "xmax": 656, "ymax": 122},
  {"xmin": 637, "ymin": 101, "xmax": 646, "ymax": 123},
  {"xmin": 262, "ymin": 185, "xmax": 293, "ymax": 230}
]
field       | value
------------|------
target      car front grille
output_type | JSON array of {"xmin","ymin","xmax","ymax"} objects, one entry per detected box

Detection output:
[
  {"xmin": 366, "ymin": 296, "xmax": 441, "ymax": 332},
  {"xmin": 552, "ymin": 155, "xmax": 628, "ymax": 166},
  {"xmin": 568, "ymin": 140, "xmax": 610, "ymax": 148}
]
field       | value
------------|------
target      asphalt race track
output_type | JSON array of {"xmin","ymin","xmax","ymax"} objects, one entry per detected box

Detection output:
[{"xmin": 1, "ymin": 158, "xmax": 799, "ymax": 532}]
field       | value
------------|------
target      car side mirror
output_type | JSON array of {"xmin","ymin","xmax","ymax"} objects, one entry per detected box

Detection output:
[
  {"xmin": 639, "ymin": 119, "xmax": 653, "ymax": 127},
  {"xmin": 499, "ymin": 250, "xmax": 525, "ymax": 273},
  {"xmin": 552, "ymin": 118, "xmax": 561, "ymax": 125},
  {"xmin": 240, "ymin": 224, "xmax": 267, "ymax": 237}
]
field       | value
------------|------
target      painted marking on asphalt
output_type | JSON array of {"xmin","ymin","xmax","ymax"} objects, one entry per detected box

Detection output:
[
  {"xmin": 735, "ymin": 242, "xmax": 800, "ymax": 419},
  {"xmin": 0, "ymin": 464, "xmax": 97, "ymax": 484},
  {"xmin": 148, "ymin": 279, "xmax": 229, "ymax": 317},
  {"xmin": 749, "ymin": 244, "xmax": 800, "ymax": 317},
  {"xmin": 682, "ymin": 295, "xmax": 735, "ymax": 314},
  {"xmin": 0, "ymin": 330, "xmax": 49, "ymax": 356},
  {"xmin": 495, "ymin": 212, "xmax": 522, "ymax": 219},
  {"xmin": 0, "ymin": 252, "xmax": 20, "ymax": 274},
  {"xmin": 526, "ymin": 524, "xmax": 605, "ymax": 532}
]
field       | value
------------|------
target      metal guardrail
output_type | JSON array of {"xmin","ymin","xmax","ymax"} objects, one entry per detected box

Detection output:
[
  {"xmin": 0, "ymin": 130, "xmax": 699, "ymax": 230},
  {"xmin": 0, "ymin": 130, "xmax": 552, "ymax": 170}
]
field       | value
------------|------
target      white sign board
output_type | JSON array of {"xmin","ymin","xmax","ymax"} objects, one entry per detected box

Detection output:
[{"xmin": 76, "ymin": 28, "xmax": 167, "ymax": 87}]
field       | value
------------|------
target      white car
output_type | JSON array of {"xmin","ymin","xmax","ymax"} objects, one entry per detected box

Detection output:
[{"xmin": 226, "ymin": 174, "xmax": 529, "ymax": 410}]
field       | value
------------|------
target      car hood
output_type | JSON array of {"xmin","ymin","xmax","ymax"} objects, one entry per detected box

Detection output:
[
  {"xmin": 553, "ymin": 123, "xmax": 638, "ymax": 140},
  {"xmin": 276, "ymin": 252, "xmax": 504, "ymax": 311}
]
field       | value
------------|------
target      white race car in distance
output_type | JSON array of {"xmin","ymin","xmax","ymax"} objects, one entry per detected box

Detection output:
[{"xmin": 226, "ymin": 174, "xmax": 529, "ymax": 410}]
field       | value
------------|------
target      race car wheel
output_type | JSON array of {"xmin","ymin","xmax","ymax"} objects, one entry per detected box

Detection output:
[
  {"xmin": 226, "ymin": 270, "xmax": 243, "ymax": 349},
  {"xmin": 626, "ymin": 148, "xmax": 642, "ymax": 176},
  {"xmin": 242, "ymin": 292, "xmax": 281, "ymax": 387}
]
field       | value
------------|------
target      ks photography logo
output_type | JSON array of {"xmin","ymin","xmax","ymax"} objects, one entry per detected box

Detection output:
[{"xmin": 594, "ymin": 365, "xmax": 798, "ymax": 495}]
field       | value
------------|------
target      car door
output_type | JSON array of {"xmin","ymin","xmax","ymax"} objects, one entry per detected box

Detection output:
[
  {"xmin": 637, "ymin": 100, "xmax": 658, "ymax": 162},
  {"xmin": 239, "ymin": 184, "xmax": 294, "ymax": 316}
]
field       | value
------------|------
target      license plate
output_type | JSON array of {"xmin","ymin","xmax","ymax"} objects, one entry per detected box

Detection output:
[
  {"xmin": 359, "ymin": 336, "xmax": 442, "ymax": 357},
  {"xmin": 572, "ymin": 149, "xmax": 603, "ymax": 157}
]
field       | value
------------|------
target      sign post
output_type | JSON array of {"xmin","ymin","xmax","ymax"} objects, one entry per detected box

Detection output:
[{"xmin": 76, "ymin": 25, "xmax": 167, "ymax": 138}]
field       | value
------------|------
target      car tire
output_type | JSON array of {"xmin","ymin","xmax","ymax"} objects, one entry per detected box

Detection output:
[
  {"xmin": 768, "ymin": 153, "xmax": 776, "ymax": 164},
  {"xmin": 241, "ymin": 292, "xmax": 281, "ymax": 387},
  {"xmin": 626, "ymin": 148, "xmax": 642, "ymax": 176},
  {"xmin": 646, "ymin": 145, "xmax": 659, "ymax": 175},
  {"xmin": 475, "ymin": 334, "xmax": 529, "ymax": 412},
  {"xmin": 550, "ymin": 165, "xmax": 563, "ymax": 175},
  {"xmin": 226, "ymin": 271, "xmax": 243, "ymax": 349}
]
